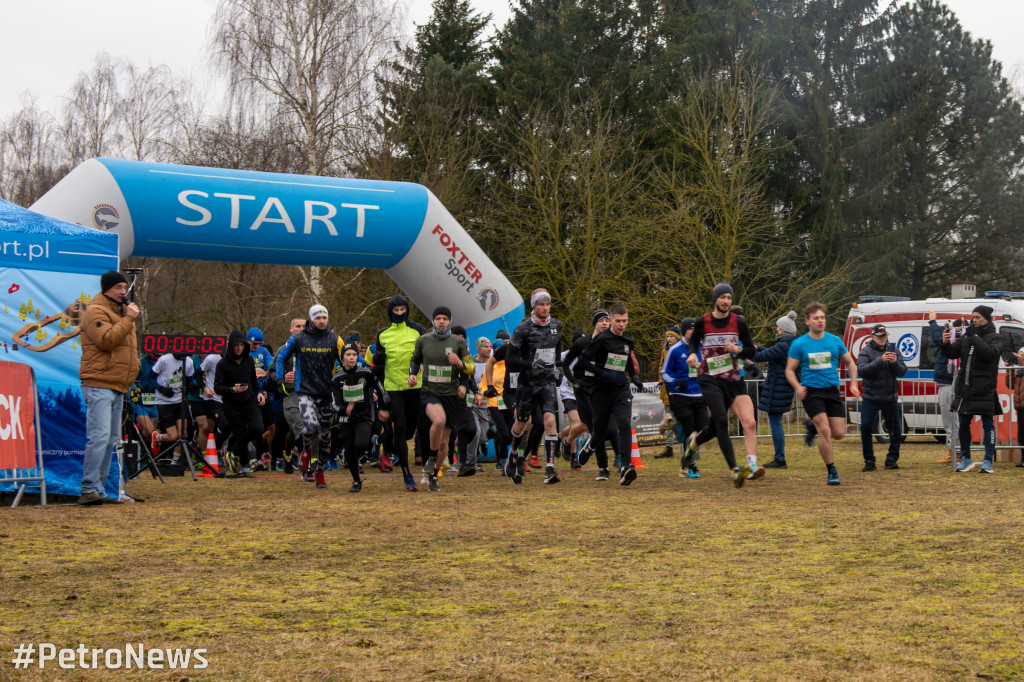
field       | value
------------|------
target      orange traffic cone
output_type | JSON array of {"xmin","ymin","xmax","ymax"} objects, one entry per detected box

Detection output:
[
  {"xmin": 199, "ymin": 433, "xmax": 220, "ymax": 477},
  {"xmin": 630, "ymin": 429, "xmax": 649, "ymax": 469}
]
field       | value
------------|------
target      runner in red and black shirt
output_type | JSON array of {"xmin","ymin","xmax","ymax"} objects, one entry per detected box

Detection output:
[{"xmin": 682, "ymin": 283, "xmax": 764, "ymax": 487}]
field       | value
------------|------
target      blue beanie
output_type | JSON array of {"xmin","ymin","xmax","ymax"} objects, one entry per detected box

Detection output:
[{"xmin": 246, "ymin": 327, "xmax": 264, "ymax": 343}]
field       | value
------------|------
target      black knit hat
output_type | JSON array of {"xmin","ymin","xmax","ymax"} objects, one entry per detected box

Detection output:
[
  {"xmin": 712, "ymin": 282, "xmax": 733, "ymax": 302},
  {"xmin": 973, "ymin": 305, "xmax": 994, "ymax": 323},
  {"xmin": 592, "ymin": 309, "xmax": 610, "ymax": 326},
  {"xmin": 432, "ymin": 306, "xmax": 452, "ymax": 321},
  {"xmin": 100, "ymin": 270, "xmax": 127, "ymax": 293},
  {"xmin": 679, "ymin": 318, "xmax": 696, "ymax": 336},
  {"xmin": 450, "ymin": 325, "xmax": 466, "ymax": 338}
]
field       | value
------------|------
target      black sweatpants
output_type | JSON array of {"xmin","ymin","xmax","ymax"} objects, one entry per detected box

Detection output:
[
  {"xmin": 489, "ymin": 406, "xmax": 513, "ymax": 460},
  {"xmin": 577, "ymin": 383, "xmax": 620, "ymax": 465},
  {"xmin": 225, "ymin": 401, "xmax": 264, "ymax": 469},
  {"xmin": 668, "ymin": 394, "xmax": 709, "ymax": 443},
  {"xmin": 339, "ymin": 419, "xmax": 372, "ymax": 481},
  {"xmin": 590, "ymin": 384, "xmax": 633, "ymax": 470},
  {"xmin": 693, "ymin": 376, "xmax": 740, "ymax": 469},
  {"xmin": 386, "ymin": 389, "xmax": 421, "ymax": 472}
]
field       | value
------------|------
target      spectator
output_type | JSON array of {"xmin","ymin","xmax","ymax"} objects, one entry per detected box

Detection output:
[
  {"xmin": 77, "ymin": 270, "xmax": 139, "ymax": 505},
  {"xmin": 214, "ymin": 330, "xmax": 265, "ymax": 477},
  {"xmin": 857, "ymin": 324, "xmax": 908, "ymax": 471},
  {"xmin": 942, "ymin": 305, "xmax": 1005, "ymax": 473},
  {"xmin": 928, "ymin": 311, "xmax": 958, "ymax": 464},
  {"xmin": 753, "ymin": 311, "xmax": 799, "ymax": 469},
  {"xmin": 655, "ymin": 326, "xmax": 682, "ymax": 458}
]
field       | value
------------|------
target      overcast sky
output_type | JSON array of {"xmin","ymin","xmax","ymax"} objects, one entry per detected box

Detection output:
[{"xmin": 0, "ymin": 0, "xmax": 1020, "ymax": 118}]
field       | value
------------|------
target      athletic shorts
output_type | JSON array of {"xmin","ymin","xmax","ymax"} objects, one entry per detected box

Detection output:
[
  {"xmin": 697, "ymin": 374, "xmax": 745, "ymax": 408},
  {"xmin": 421, "ymin": 391, "xmax": 472, "ymax": 432},
  {"xmin": 133, "ymin": 402, "xmax": 158, "ymax": 419},
  {"xmin": 203, "ymin": 399, "xmax": 225, "ymax": 423},
  {"xmin": 802, "ymin": 386, "xmax": 845, "ymax": 419},
  {"xmin": 515, "ymin": 381, "xmax": 559, "ymax": 419},
  {"xmin": 260, "ymin": 400, "xmax": 275, "ymax": 433},
  {"xmin": 562, "ymin": 398, "xmax": 578, "ymax": 414},
  {"xmin": 156, "ymin": 403, "xmax": 181, "ymax": 430}
]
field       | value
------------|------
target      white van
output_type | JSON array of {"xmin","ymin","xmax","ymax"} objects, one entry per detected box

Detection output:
[{"xmin": 843, "ymin": 290, "xmax": 1024, "ymax": 439}]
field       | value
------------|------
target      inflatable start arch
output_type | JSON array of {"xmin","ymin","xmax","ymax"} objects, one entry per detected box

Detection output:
[{"xmin": 31, "ymin": 158, "xmax": 524, "ymax": 341}]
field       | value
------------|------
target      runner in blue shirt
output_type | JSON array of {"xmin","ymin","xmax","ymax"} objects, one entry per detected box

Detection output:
[{"xmin": 786, "ymin": 301, "xmax": 860, "ymax": 486}]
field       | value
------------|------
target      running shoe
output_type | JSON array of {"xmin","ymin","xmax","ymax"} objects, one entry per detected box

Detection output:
[
  {"xmin": 528, "ymin": 454, "xmax": 542, "ymax": 469},
  {"xmin": 403, "ymin": 471, "xmax": 418, "ymax": 492},
  {"xmin": 577, "ymin": 446, "xmax": 593, "ymax": 467},
  {"xmin": 377, "ymin": 455, "xmax": 393, "ymax": 473},
  {"xmin": 513, "ymin": 456, "xmax": 525, "ymax": 485},
  {"xmin": 764, "ymin": 459, "xmax": 787, "ymax": 469},
  {"xmin": 315, "ymin": 470, "xmax": 327, "ymax": 488},
  {"xmin": 239, "ymin": 466, "xmax": 253, "ymax": 478},
  {"xmin": 570, "ymin": 456, "xmax": 581, "ymax": 470},
  {"xmin": 747, "ymin": 465, "xmax": 766, "ymax": 480},
  {"xmin": 283, "ymin": 456, "xmax": 294, "ymax": 475},
  {"xmin": 503, "ymin": 457, "xmax": 514, "ymax": 478},
  {"xmin": 595, "ymin": 468, "xmax": 609, "ymax": 482},
  {"xmin": 979, "ymin": 460, "xmax": 993, "ymax": 474},
  {"xmin": 562, "ymin": 438, "xmax": 573, "ymax": 461},
  {"xmin": 732, "ymin": 464, "xmax": 752, "ymax": 488},
  {"xmin": 680, "ymin": 432, "xmax": 700, "ymax": 470},
  {"xmin": 827, "ymin": 467, "xmax": 840, "ymax": 486},
  {"xmin": 804, "ymin": 429, "xmax": 818, "ymax": 448},
  {"xmin": 428, "ymin": 475, "xmax": 440, "ymax": 492},
  {"xmin": 349, "ymin": 480, "xmax": 362, "ymax": 493},
  {"xmin": 955, "ymin": 456, "xmax": 975, "ymax": 472},
  {"xmin": 679, "ymin": 468, "xmax": 689, "ymax": 478},
  {"xmin": 150, "ymin": 431, "xmax": 161, "ymax": 455},
  {"xmin": 861, "ymin": 462, "xmax": 877, "ymax": 472},
  {"xmin": 654, "ymin": 446, "xmax": 673, "ymax": 459},
  {"xmin": 687, "ymin": 467, "xmax": 700, "ymax": 479},
  {"xmin": 261, "ymin": 453, "xmax": 271, "ymax": 470},
  {"xmin": 620, "ymin": 464, "xmax": 637, "ymax": 486},
  {"xmin": 883, "ymin": 461, "xmax": 900, "ymax": 470},
  {"xmin": 543, "ymin": 467, "xmax": 560, "ymax": 484}
]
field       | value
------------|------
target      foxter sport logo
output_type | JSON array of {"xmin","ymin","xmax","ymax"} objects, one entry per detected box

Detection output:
[
  {"xmin": 93, "ymin": 204, "xmax": 120, "ymax": 230},
  {"xmin": 477, "ymin": 288, "xmax": 500, "ymax": 311}
]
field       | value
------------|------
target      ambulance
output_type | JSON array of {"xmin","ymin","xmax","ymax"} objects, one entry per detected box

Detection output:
[{"xmin": 842, "ymin": 284, "xmax": 1024, "ymax": 440}]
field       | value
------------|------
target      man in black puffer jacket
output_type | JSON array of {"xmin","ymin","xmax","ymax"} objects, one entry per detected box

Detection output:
[
  {"xmin": 941, "ymin": 305, "xmax": 1005, "ymax": 473},
  {"xmin": 857, "ymin": 324, "xmax": 907, "ymax": 471},
  {"xmin": 214, "ymin": 329, "xmax": 265, "ymax": 477}
]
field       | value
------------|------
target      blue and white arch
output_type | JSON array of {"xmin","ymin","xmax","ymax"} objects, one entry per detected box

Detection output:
[{"xmin": 30, "ymin": 158, "xmax": 524, "ymax": 341}]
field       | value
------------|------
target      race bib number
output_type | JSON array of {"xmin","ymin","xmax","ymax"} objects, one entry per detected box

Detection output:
[
  {"xmin": 605, "ymin": 353, "xmax": 628, "ymax": 372},
  {"xmin": 508, "ymin": 372, "xmax": 519, "ymax": 389},
  {"xmin": 343, "ymin": 380, "xmax": 365, "ymax": 403},
  {"xmin": 808, "ymin": 352, "xmax": 832, "ymax": 370},
  {"xmin": 534, "ymin": 348, "xmax": 555, "ymax": 365},
  {"xmin": 706, "ymin": 354, "xmax": 734, "ymax": 376},
  {"xmin": 168, "ymin": 373, "xmax": 183, "ymax": 389},
  {"xmin": 497, "ymin": 395, "xmax": 506, "ymax": 410},
  {"xmin": 688, "ymin": 366, "xmax": 698, "ymax": 378},
  {"xmin": 466, "ymin": 393, "xmax": 474, "ymax": 406},
  {"xmin": 142, "ymin": 393, "xmax": 156, "ymax": 406},
  {"xmin": 427, "ymin": 364, "xmax": 453, "ymax": 383}
]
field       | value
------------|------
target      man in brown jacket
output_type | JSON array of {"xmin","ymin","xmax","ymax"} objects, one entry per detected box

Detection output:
[{"xmin": 78, "ymin": 271, "xmax": 140, "ymax": 505}]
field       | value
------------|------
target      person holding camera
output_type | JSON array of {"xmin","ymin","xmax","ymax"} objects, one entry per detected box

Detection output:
[
  {"xmin": 941, "ymin": 305, "xmax": 1005, "ymax": 473},
  {"xmin": 78, "ymin": 270, "xmax": 140, "ymax": 505},
  {"xmin": 857, "ymin": 324, "xmax": 908, "ymax": 471}
]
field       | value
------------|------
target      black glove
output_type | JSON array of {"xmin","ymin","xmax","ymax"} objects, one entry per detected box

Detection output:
[
  {"xmin": 601, "ymin": 369, "xmax": 627, "ymax": 386},
  {"xmin": 373, "ymin": 345, "xmax": 387, "ymax": 363},
  {"xmin": 631, "ymin": 374, "xmax": 644, "ymax": 390},
  {"xmin": 965, "ymin": 323, "xmax": 977, "ymax": 337},
  {"xmin": 531, "ymin": 357, "xmax": 551, "ymax": 370},
  {"xmin": 483, "ymin": 386, "xmax": 498, "ymax": 398},
  {"xmin": 156, "ymin": 385, "xmax": 174, "ymax": 398}
]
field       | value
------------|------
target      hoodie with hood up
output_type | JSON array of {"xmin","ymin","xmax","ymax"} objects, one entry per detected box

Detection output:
[
  {"xmin": 214, "ymin": 330, "xmax": 260, "ymax": 406},
  {"xmin": 366, "ymin": 294, "xmax": 427, "ymax": 393}
]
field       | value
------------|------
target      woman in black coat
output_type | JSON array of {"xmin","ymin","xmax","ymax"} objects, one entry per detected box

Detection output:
[{"xmin": 940, "ymin": 305, "xmax": 1005, "ymax": 472}]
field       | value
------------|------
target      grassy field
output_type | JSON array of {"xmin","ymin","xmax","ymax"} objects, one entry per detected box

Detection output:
[{"xmin": 3, "ymin": 437, "xmax": 1024, "ymax": 681}]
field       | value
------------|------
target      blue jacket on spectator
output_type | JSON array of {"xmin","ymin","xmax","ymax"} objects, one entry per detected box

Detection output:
[
  {"xmin": 927, "ymin": 320, "xmax": 954, "ymax": 386},
  {"xmin": 661, "ymin": 339, "xmax": 701, "ymax": 397},
  {"xmin": 753, "ymin": 333, "xmax": 797, "ymax": 414}
]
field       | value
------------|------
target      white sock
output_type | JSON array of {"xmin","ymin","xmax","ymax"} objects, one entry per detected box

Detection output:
[{"xmin": 747, "ymin": 454, "xmax": 757, "ymax": 468}]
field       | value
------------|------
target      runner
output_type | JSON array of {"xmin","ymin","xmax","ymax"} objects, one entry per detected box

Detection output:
[
  {"xmin": 558, "ymin": 328, "xmax": 587, "ymax": 468},
  {"xmin": 330, "ymin": 342, "xmax": 391, "ymax": 492},
  {"xmin": 269, "ymin": 317, "xmax": 306, "ymax": 476},
  {"xmin": 483, "ymin": 338, "xmax": 514, "ymax": 474},
  {"xmin": 275, "ymin": 304, "xmax": 343, "ymax": 489},
  {"xmin": 562, "ymin": 310, "xmax": 620, "ymax": 480},
  {"xmin": 682, "ymin": 283, "xmax": 764, "ymax": 487},
  {"xmin": 504, "ymin": 289, "xmax": 565, "ymax": 485},
  {"xmin": 661, "ymin": 317, "xmax": 706, "ymax": 478},
  {"xmin": 578, "ymin": 303, "xmax": 645, "ymax": 485},
  {"xmin": 785, "ymin": 301, "xmax": 861, "ymax": 485},
  {"xmin": 408, "ymin": 307, "xmax": 475, "ymax": 492},
  {"xmin": 365, "ymin": 294, "xmax": 426, "ymax": 491}
]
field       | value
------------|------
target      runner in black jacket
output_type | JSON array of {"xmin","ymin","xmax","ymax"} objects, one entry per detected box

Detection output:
[{"xmin": 330, "ymin": 343, "xmax": 391, "ymax": 492}]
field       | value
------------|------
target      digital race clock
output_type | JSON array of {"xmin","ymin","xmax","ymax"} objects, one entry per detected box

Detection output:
[{"xmin": 141, "ymin": 334, "xmax": 227, "ymax": 355}]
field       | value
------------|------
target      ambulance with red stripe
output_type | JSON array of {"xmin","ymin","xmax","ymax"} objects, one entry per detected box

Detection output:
[{"xmin": 843, "ymin": 288, "xmax": 1024, "ymax": 440}]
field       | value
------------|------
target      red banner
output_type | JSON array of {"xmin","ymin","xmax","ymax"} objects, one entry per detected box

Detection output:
[{"xmin": 0, "ymin": 361, "xmax": 37, "ymax": 469}]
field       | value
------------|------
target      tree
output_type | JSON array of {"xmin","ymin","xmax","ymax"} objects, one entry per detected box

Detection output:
[{"xmin": 213, "ymin": 0, "xmax": 402, "ymax": 301}]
